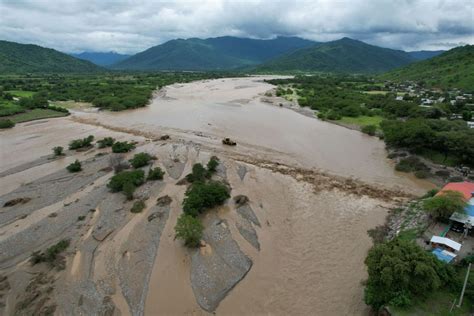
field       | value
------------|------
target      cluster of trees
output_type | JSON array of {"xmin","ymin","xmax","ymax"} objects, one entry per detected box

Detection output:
[
  {"xmin": 268, "ymin": 75, "xmax": 474, "ymax": 167},
  {"xmin": 364, "ymin": 238, "xmax": 454, "ymax": 309},
  {"xmin": 0, "ymin": 72, "xmax": 228, "ymax": 111},
  {"xmin": 382, "ymin": 119, "xmax": 474, "ymax": 166},
  {"xmin": 175, "ymin": 157, "xmax": 229, "ymax": 247}
]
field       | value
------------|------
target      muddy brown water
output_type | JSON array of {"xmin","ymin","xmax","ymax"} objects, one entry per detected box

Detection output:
[{"xmin": 0, "ymin": 76, "xmax": 433, "ymax": 315}]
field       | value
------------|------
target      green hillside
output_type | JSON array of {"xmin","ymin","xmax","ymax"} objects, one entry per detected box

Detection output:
[
  {"xmin": 256, "ymin": 37, "xmax": 415, "ymax": 73},
  {"xmin": 381, "ymin": 45, "xmax": 474, "ymax": 91},
  {"xmin": 113, "ymin": 36, "xmax": 315, "ymax": 71},
  {"xmin": 0, "ymin": 40, "xmax": 103, "ymax": 73}
]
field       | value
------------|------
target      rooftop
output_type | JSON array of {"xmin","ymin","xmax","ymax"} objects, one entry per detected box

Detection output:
[
  {"xmin": 438, "ymin": 182, "xmax": 474, "ymax": 201},
  {"xmin": 430, "ymin": 236, "xmax": 462, "ymax": 251}
]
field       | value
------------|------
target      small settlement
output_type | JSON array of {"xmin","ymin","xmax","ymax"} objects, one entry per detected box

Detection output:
[
  {"xmin": 428, "ymin": 182, "xmax": 474, "ymax": 263},
  {"xmin": 385, "ymin": 81, "xmax": 474, "ymax": 129}
]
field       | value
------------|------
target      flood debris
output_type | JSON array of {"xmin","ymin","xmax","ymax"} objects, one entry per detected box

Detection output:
[
  {"xmin": 222, "ymin": 138, "xmax": 237, "ymax": 146},
  {"xmin": 233, "ymin": 195, "xmax": 249, "ymax": 206},
  {"xmin": 3, "ymin": 197, "xmax": 31, "ymax": 207},
  {"xmin": 156, "ymin": 195, "xmax": 172, "ymax": 206}
]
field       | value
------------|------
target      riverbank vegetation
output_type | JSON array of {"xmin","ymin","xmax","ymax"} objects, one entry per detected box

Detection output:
[
  {"xmin": 175, "ymin": 157, "xmax": 230, "ymax": 247},
  {"xmin": 0, "ymin": 72, "xmax": 233, "ymax": 113},
  {"xmin": 267, "ymin": 75, "xmax": 474, "ymax": 169},
  {"xmin": 365, "ymin": 191, "xmax": 474, "ymax": 314}
]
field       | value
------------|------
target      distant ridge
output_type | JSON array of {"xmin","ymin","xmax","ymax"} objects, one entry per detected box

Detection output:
[
  {"xmin": 382, "ymin": 45, "xmax": 474, "ymax": 90},
  {"xmin": 0, "ymin": 40, "xmax": 102, "ymax": 73},
  {"xmin": 256, "ymin": 37, "xmax": 416, "ymax": 73},
  {"xmin": 71, "ymin": 51, "xmax": 130, "ymax": 67},
  {"xmin": 407, "ymin": 50, "xmax": 445, "ymax": 61},
  {"xmin": 113, "ymin": 36, "xmax": 316, "ymax": 71}
]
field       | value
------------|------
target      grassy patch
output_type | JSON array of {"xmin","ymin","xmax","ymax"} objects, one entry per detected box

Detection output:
[
  {"xmin": 8, "ymin": 108, "xmax": 68, "ymax": 123},
  {"xmin": 6, "ymin": 90, "xmax": 35, "ymax": 97},
  {"xmin": 339, "ymin": 115, "xmax": 383, "ymax": 128},
  {"xmin": 391, "ymin": 289, "xmax": 471, "ymax": 316}
]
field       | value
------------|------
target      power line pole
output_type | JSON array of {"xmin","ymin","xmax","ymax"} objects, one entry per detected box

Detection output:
[{"xmin": 457, "ymin": 263, "xmax": 471, "ymax": 308}]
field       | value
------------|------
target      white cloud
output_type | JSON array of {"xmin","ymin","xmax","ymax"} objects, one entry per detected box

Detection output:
[{"xmin": 0, "ymin": 0, "xmax": 472, "ymax": 53}]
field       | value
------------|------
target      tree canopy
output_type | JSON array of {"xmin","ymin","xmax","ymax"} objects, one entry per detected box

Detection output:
[{"xmin": 364, "ymin": 238, "xmax": 454, "ymax": 309}]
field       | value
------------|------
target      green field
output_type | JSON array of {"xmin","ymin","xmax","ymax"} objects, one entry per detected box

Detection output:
[
  {"xmin": 339, "ymin": 115, "xmax": 383, "ymax": 128},
  {"xmin": 9, "ymin": 109, "xmax": 68, "ymax": 123},
  {"xmin": 6, "ymin": 90, "xmax": 35, "ymax": 97}
]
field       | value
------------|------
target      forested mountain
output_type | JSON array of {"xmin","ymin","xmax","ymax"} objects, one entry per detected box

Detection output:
[
  {"xmin": 71, "ymin": 52, "xmax": 130, "ymax": 66},
  {"xmin": 382, "ymin": 45, "xmax": 474, "ymax": 90},
  {"xmin": 113, "ymin": 36, "xmax": 315, "ymax": 70},
  {"xmin": 0, "ymin": 40, "xmax": 102, "ymax": 73},
  {"xmin": 407, "ymin": 50, "xmax": 445, "ymax": 60},
  {"xmin": 256, "ymin": 37, "xmax": 416, "ymax": 73}
]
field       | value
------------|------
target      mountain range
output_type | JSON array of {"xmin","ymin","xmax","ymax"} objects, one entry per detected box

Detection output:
[
  {"xmin": 256, "ymin": 37, "xmax": 416, "ymax": 73},
  {"xmin": 0, "ymin": 37, "xmax": 467, "ymax": 90},
  {"xmin": 71, "ymin": 52, "xmax": 130, "ymax": 66},
  {"xmin": 0, "ymin": 40, "xmax": 102, "ymax": 73},
  {"xmin": 112, "ymin": 36, "xmax": 315, "ymax": 71}
]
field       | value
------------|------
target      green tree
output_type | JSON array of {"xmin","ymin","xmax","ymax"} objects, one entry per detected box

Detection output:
[
  {"xmin": 183, "ymin": 181, "xmax": 230, "ymax": 217},
  {"xmin": 361, "ymin": 125, "xmax": 377, "ymax": 136},
  {"xmin": 129, "ymin": 152, "xmax": 153, "ymax": 169},
  {"xmin": 364, "ymin": 238, "xmax": 454, "ymax": 309},
  {"xmin": 174, "ymin": 214, "xmax": 203, "ymax": 247},
  {"xmin": 147, "ymin": 167, "xmax": 165, "ymax": 180},
  {"xmin": 423, "ymin": 190, "xmax": 467, "ymax": 220},
  {"xmin": 108, "ymin": 170, "xmax": 145, "ymax": 192},
  {"xmin": 66, "ymin": 160, "xmax": 82, "ymax": 173},
  {"xmin": 112, "ymin": 141, "xmax": 135, "ymax": 153},
  {"xmin": 53, "ymin": 146, "xmax": 64, "ymax": 156}
]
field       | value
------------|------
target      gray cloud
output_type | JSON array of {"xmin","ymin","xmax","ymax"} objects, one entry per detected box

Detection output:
[{"xmin": 0, "ymin": 0, "xmax": 472, "ymax": 54}]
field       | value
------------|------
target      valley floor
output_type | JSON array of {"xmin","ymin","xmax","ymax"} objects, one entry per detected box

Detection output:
[{"xmin": 0, "ymin": 77, "xmax": 432, "ymax": 315}]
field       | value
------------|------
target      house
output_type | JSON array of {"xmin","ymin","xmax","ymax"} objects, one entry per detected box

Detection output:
[
  {"xmin": 430, "ymin": 236, "xmax": 461, "ymax": 263},
  {"xmin": 437, "ymin": 182, "xmax": 474, "ymax": 235},
  {"xmin": 395, "ymin": 96, "xmax": 404, "ymax": 101},
  {"xmin": 467, "ymin": 121, "xmax": 474, "ymax": 129}
]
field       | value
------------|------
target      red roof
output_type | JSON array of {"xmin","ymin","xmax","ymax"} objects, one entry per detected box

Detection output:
[{"xmin": 438, "ymin": 182, "xmax": 474, "ymax": 201}]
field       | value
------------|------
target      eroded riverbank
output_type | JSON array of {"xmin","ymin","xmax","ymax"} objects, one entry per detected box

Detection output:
[{"xmin": 0, "ymin": 76, "xmax": 433, "ymax": 315}]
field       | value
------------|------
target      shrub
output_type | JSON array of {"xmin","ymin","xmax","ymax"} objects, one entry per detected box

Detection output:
[
  {"xmin": 207, "ymin": 156, "xmax": 219, "ymax": 174},
  {"xmin": 147, "ymin": 167, "xmax": 165, "ymax": 180},
  {"xmin": 130, "ymin": 200, "xmax": 146, "ymax": 213},
  {"xmin": 414, "ymin": 170, "xmax": 430, "ymax": 179},
  {"xmin": 129, "ymin": 152, "xmax": 153, "ymax": 168},
  {"xmin": 326, "ymin": 110, "xmax": 342, "ymax": 120},
  {"xmin": 53, "ymin": 146, "xmax": 64, "ymax": 156},
  {"xmin": 186, "ymin": 163, "xmax": 207, "ymax": 183},
  {"xmin": 0, "ymin": 119, "xmax": 15, "ymax": 129},
  {"xmin": 183, "ymin": 181, "xmax": 230, "ymax": 217},
  {"xmin": 30, "ymin": 239, "xmax": 70, "ymax": 265},
  {"xmin": 422, "ymin": 189, "xmax": 439, "ymax": 198},
  {"xmin": 97, "ymin": 137, "xmax": 115, "ymax": 148},
  {"xmin": 108, "ymin": 170, "xmax": 145, "ymax": 192},
  {"xmin": 69, "ymin": 135, "xmax": 94, "ymax": 150},
  {"xmin": 66, "ymin": 160, "xmax": 82, "ymax": 173},
  {"xmin": 174, "ymin": 214, "xmax": 203, "ymax": 247},
  {"xmin": 112, "ymin": 141, "xmax": 135, "ymax": 153},
  {"xmin": 423, "ymin": 190, "xmax": 467, "ymax": 220},
  {"xmin": 364, "ymin": 238, "xmax": 454, "ymax": 309},
  {"xmin": 395, "ymin": 156, "xmax": 428, "ymax": 173},
  {"xmin": 123, "ymin": 182, "xmax": 136, "ymax": 200},
  {"xmin": 77, "ymin": 215, "xmax": 86, "ymax": 221},
  {"xmin": 435, "ymin": 170, "xmax": 450, "ymax": 178},
  {"xmin": 361, "ymin": 125, "xmax": 377, "ymax": 136}
]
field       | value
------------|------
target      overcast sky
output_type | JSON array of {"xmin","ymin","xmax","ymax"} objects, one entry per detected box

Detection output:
[{"xmin": 0, "ymin": 0, "xmax": 473, "ymax": 54}]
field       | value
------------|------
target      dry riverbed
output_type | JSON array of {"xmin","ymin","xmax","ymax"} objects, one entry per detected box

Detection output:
[{"xmin": 0, "ymin": 76, "xmax": 432, "ymax": 315}]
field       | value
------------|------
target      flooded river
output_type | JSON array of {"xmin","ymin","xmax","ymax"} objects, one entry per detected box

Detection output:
[
  {"xmin": 75, "ymin": 76, "xmax": 430, "ymax": 192},
  {"xmin": 0, "ymin": 76, "xmax": 433, "ymax": 315}
]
